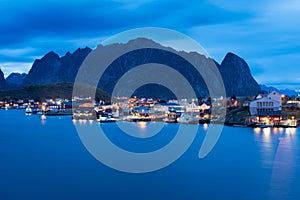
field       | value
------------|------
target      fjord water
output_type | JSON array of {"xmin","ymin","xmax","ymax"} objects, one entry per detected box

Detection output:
[{"xmin": 1, "ymin": 109, "xmax": 300, "ymax": 200}]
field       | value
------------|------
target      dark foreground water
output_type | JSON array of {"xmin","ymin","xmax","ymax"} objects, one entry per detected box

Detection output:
[{"xmin": 1, "ymin": 109, "xmax": 300, "ymax": 200}]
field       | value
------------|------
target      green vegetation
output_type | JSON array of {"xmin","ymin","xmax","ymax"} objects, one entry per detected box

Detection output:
[
  {"xmin": 0, "ymin": 82, "xmax": 111, "ymax": 101},
  {"xmin": 225, "ymin": 106, "xmax": 250, "ymax": 123}
]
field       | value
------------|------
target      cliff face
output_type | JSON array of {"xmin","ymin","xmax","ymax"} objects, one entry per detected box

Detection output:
[
  {"xmin": 22, "ymin": 47, "xmax": 92, "ymax": 86},
  {"xmin": 6, "ymin": 73, "xmax": 27, "ymax": 85},
  {"xmin": 218, "ymin": 52, "xmax": 261, "ymax": 96},
  {"xmin": 18, "ymin": 38, "xmax": 261, "ymax": 98},
  {"xmin": 0, "ymin": 69, "xmax": 5, "ymax": 90},
  {"xmin": 94, "ymin": 39, "xmax": 261, "ymax": 97}
]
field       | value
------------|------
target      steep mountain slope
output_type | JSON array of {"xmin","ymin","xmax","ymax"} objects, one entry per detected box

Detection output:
[{"xmin": 18, "ymin": 38, "xmax": 261, "ymax": 98}]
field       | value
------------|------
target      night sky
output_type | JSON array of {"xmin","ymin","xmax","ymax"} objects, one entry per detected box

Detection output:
[{"xmin": 0, "ymin": 0, "xmax": 299, "ymax": 90}]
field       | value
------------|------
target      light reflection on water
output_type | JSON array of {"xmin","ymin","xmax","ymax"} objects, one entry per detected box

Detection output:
[
  {"xmin": 137, "ymin": 121, "xmax": 147, "ymax": 129},
  {"xmin": 1, "ymin": 110, "xmax": 300, "ymax": 200},
  {"xmin": 254, "ymin": 127, "xmax": 299, "ymax": 200},
  {"xmin": 203, "ymin": 123, "xmax": 209, "ymax": 131},
  {"xmin": 40, "ymin": 114, "xmax": 46, "ymax": 125}
]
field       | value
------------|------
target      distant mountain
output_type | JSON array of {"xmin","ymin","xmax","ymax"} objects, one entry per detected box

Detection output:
[
  {"xmin": 260, "ymin": 84, "xmax": 299, "ymax": 96},
  {"xmin": 22, "ymin": 47, "xmax": 92, "ymax": 86},
  {"xmin": 279, "ymin": 88, "xmax": 299, "ymax": 96},
  {"xmin": 6, "ymin": 73, "xmax": 27, "ymax": 85},
  {"xmin": 259, "ymin": 84, "xmax": 278, "ymax": 94},
  {"xmin": 0, "ymin": 68, "xmax": 5, "ymax": 90},
  {"xmin": 12, "ymin": 38, "xmax": 261, "ymax": 98}
]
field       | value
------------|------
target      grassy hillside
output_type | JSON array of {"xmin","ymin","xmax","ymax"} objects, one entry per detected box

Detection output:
[{"xmin": 0, "ymin": 82, "xmax": 111, "ymax": 101}]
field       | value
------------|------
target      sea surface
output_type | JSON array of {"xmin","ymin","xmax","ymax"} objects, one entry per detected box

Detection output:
[{"xmin": 1, "ymin": 109, "xmax": 300, "ymax": 200}]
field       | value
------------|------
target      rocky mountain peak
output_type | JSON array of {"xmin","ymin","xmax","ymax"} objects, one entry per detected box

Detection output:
[
  {"xmin": 218, "ymin": 52, "xmax": 261, "ymax": 96},
  {"xmin": 221, "ymin": 52, "xmax": 251, "ymax": 74},
  {"xmin": 43, "ymin": 51, "xmax": 60, "ymax": 60},
  {"xmin": 6, "ymin": 73, "xmax": 27, "ymax": 85},
  {"xmin": 0, "ymin": 68, "xmax": 5, "ymax": 90},
  {"xmin": 4, "ymin": 38, "xmax": 261, "ymax": 98}
]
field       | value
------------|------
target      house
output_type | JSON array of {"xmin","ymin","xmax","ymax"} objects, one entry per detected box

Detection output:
[
  {"xmin": 256, "ymin": 110, "xmax": 282, "ymax": 124},
  {"xmin": 249, "ymin": 91, "xmax": 282, "ymax": 117},
  {"xmin": 185, "ymin": 101, "xmax": 199, "ymax": 112},
  {"xmin": 199, "ymin": 102, "xmax": 211, "ymax": 114}
]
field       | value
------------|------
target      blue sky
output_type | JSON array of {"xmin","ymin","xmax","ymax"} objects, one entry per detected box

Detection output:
[{"xmin": 0, "ymin": 0, "xmax": 299, "ymax": 90}]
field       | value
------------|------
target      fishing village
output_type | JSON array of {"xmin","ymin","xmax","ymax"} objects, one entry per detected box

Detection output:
[{"xmin": 1, "ymin": 90, "xmax": 299, "ymax": 128}]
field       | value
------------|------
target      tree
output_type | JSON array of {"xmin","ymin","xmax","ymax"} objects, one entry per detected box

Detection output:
[{"xmin": 231, "ymin": 94, "xmax": 236, "ymax": 100}]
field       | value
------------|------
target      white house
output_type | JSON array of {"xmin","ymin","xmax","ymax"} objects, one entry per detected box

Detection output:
[
  {"xmin": 185, "ymin": 101, "xmax": 199, "ymax": 112},
  {"xmin": 249, "ymin": 91, "xmax": 282, "ymax": 116}
]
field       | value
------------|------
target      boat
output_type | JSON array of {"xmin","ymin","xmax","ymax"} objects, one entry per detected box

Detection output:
[
  {"xmin": 177, "ymin": 113, "xmax": 199, "ymax": 124},
  {"xmin": 198, "ymin": 118, "xmax": 211, "ymax": 124},
  {"xmin": 163, "ymin": 112, "xmax": 180, "ymax": 123},
  {"xmin": 96, "ymin": 112, "xmax": 117, "ymax": 123},
  {"xmin": 97, "ymin": 116, "xmax": 117, "ymax": 123},
  {"xmin": 280, "ymin": 124, "xmax": 297, "ymax": 128},
  {"xmin": 72, "ymin": 108, "xmax": 95, "ymax": 120},
  {"xmin": 128, "ymin": 116, "xmax": 152, "ymax": 122},
  {"xmin": 256, "ymin": 123, "xmax": 273, "ymax": 128},
  {"xmin": 279, "ymin": 119, "xmax": 298, "ymax": 128},
  {"xmin": 25, "ymin": 106, "xmax": 32, "ymax": 115}
]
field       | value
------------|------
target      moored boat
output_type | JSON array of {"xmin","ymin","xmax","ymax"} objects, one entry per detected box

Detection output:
[
  {"xmin": 163, "ymin": 112, "xmax": 180, "ymax": 123},
  {"xmin": 25, "ymin": 107, "xmax": 32, "ymax": 115},
  {"xmin": 256, "ymin": 123, "xmax": 274, "ymax": 128},
  {"xmin": 177, "ymin": 113, "xmax": 199, "ymax": 124},
  {"xmin": 198, "ymin": 118, "xmax": 211, "ymax": 124},
  {"xmin": 97, "ymin": 112, "xmax": 117, "ymax": 123}
]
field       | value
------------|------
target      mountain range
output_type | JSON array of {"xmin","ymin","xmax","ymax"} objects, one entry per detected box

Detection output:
[
  {"xmin": 0, "ymin": 69, "xmax": 5, "ymax": 90},
  {"xmin": 260, "ymin": 84, "xmax": 299, "ymax": 97},
  {"xmin": 0, "ymin": 38, "xmax": 266, "ymax": 99}
]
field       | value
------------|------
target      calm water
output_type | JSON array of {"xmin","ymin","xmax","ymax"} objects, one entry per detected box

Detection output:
[{"xmin": 1, "ymin": 109, "xmax": 300, "ymax": 200}]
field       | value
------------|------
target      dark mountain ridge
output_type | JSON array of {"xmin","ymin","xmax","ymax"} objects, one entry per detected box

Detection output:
[
  {"xmin": 2, "ymin": 38, "xmax": 261, "ymax": 99},
  {"xmin": 0, "ymin": 68, "xmax": 5, "ymax": 90},
  {"xmin": 22, "ymin": 47, "xmax": 92, "ymax": 86},
  {"xmin": 6, "ymin": 73, "xmax": 27, "ymax": 85}
]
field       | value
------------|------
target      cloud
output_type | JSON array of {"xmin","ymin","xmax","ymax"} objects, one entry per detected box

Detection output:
[
  {"xmin": 0, "ymin": 62, "xmax": 32, "ymax": 77},
  {"xmin": 0, "ymin": 0, "xmax": 253, "ymax": 48},
  {"xmin": 0, "ymin": 0, "xmax": 155, "ymax": 47},
  {"xmin": 0, "ymin": 0, "xmax": 299, "ymax": 90},
  {"xmin": 252, "ymin": 52, "xmax": 300, "ymax": 89}
]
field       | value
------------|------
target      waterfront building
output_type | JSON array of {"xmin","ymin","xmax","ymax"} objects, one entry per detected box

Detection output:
[
  {"xmin": 199, "ymin": 102, "xmax": 211, "ymax": 114},
  {"xmin": 249, "ymin": 91, "xmax": 282, "ymax": 116},
  {"xmin": 249, "ymin": 91, "xmax": 283, "ymax": 124}
]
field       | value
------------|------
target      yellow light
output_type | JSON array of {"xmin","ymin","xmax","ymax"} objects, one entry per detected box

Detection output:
[
  {"xmin": 279, "ymin": 127, "xmax": 284, "ymax": 134},
  {"xmin": 138, "ymin": 121, "xmax": 147, "ymax": 129},
  {"xmin": 286, "ymin": 128, "xmax": 296, "ymax": 135},
  {"xmin": 254, "ymin": 127, "xmax": 261, "ymax": 134},
  {"xmin": 203, "ymin": 123, "xmax": 208, "ymax": 131},
  {"xmin": 263, "ymin": 127, "xmax": 271, "ymax": 132}
]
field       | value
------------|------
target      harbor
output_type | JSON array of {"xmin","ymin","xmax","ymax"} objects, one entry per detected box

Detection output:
[
  {"xmin": 3, "ymin": 90, "xmax": 300, "ymax": 128},
  {"xmin": 1, "ymin": 108, "xmax": 299, "ymax": 200}
]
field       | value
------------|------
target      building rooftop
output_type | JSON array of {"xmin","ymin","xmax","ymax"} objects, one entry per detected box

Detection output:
[{"xmin": 257, "ymin": 110, "xmax": 281, "ymax": 117}]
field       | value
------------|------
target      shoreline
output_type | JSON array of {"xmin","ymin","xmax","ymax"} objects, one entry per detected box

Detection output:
[{"xmin": 2, "ymin": 108, "xmax": 299, "ymax": 128}]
